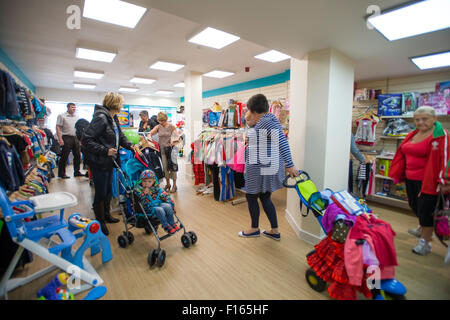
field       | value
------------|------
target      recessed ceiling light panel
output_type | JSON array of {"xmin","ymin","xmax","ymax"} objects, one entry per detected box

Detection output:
[
  {"xmin": 73, "ymin": 82, "xmax": 96, "ymax": 89},
  {"xmin": 188, "ymin": 27, "xmax": 240, "ymax": 49},
  {"xmin": 74, "ymin": 70, "xmax": 104, "ymax": 79},
  {"xmin": 150, "ymin": 61, "xmax": 185, "ymax": 72},
  {"xmin": 411, "ymin": 51, "xmax": 450, "ymax": 70},
  {"xmin": 83, "ymin": 0, "xmax": 147, "ymax": 29},
  {"xmin": 130, "ymin": 77, "xmax": 156, "ymax": 84},
  {"xmin": 174, "ymin": 82, "xmax": 185, "ymax": 88},
  {"xmin": 119, "ymin": 87, "xmax": 139, "ymax": 92},
  {"xmin": 155, "ymin": 90, "xmax": 174, "ymax": 95},
  {"xmin": 76, "ymin": 48, "xmax": 117, "ymax": 63},
  {"xmin": 203, "ymin": 70, "xmax": 235, "ymax": 78},
  {"xmin": 254, "ymin": 50, "xmax": 290, "ymax": 63},
  {"xmin": 368, "ymin": 0, "xmax": 450, "ymax": 41}
]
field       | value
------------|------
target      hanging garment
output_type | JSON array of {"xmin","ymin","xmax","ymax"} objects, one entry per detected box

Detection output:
[
  {"xmin": 355, "ymin": 118, "xmax": 378, "ymax": 146},
  {"xmin": 220, "ymin": 166, "xmax": 235, "ymax": 202},
  {"xmin": 0, "ymin": 69, "xmax": 21, "ymax": 120},
  {"xmin": 209, "ymin": 164, "xmax": 220, "ymax": 201},
  {"xmin": 0, "ymin": 140, "xmax": 25, "ymax": 191}
]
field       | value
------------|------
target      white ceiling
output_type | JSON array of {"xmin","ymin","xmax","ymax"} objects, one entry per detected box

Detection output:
[
  {"xmin": 0, "ymin": 0, "xmax": 449, "ymax": 99},
  {"xmin": 149, "ymin": 0, "xmax": 450, "ymax": 81},
  {"xmin": 0, "ymin": 0, "xmax": 289, "ymax": 98}
]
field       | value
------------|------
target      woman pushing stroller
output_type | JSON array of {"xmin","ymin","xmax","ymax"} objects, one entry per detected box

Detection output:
[{"xmin": 135, "ymin": 169, "xmax": 180, "ymax": 235}]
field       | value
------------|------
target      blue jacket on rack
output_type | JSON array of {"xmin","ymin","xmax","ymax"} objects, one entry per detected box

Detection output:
[
  {"xmin": 0, "ymin": 70, "xmax": 21, "ymax": 120},
  {"xmin": 0, "ymin": 140, "xmax": 25, "ymax": 192}
]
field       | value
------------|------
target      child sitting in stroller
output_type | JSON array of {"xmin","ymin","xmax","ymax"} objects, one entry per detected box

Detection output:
[{"xmin": 135, "ymin": 169, "xmax": 180, "ymax": 235}]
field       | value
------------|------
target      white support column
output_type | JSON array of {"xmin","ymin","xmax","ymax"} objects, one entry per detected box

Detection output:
[
  {"xmin": 285, "ymin": 49, "xmax": 355, "ymax": 245},
  {"xmin": 184, "ymin": 71, "xmax": 203, "ymax": 149}
]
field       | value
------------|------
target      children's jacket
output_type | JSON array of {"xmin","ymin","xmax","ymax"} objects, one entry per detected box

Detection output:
[
  {"xmin": 135, "ymin": 179, "xmax": 174, "ymax": 215},
  {"xmin": 389, "ymin": 121, "xmax": 450, "ymax": 195}
]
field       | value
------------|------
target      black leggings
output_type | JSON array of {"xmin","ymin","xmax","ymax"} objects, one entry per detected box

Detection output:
[
  {"xmin": 91, "ymin": 168, "xmax": 113, "ymax": 206},
  {"xmin": 246, "ymin": 192, "xmax": 278, "ymax": 229},
  {"xmin": 405, "ymin": 179, "xmax": 437, "ymax": 227}
]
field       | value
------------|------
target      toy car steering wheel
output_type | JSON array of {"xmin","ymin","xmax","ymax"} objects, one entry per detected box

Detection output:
[{"xmin": 283, "ymin": 170, "xmax": 310, "ymax": 188}]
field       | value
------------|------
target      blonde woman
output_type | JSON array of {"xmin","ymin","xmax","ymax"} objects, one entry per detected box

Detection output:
[
  {"xmin": 82, "ymin": 92, "xmax": 138, "ymax": 235},
  {"xmin": 148, "ymin": 112, "xmax": 178, "ymax": 193},
  {"xmin": 389, "ymin": 106, "xmax": 450, "ymax": 255}
]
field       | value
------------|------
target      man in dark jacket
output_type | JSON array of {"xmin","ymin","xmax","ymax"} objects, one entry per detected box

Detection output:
[{"xmin": 82, "ymin": 93, "xmax": 137, "ymax": 235}]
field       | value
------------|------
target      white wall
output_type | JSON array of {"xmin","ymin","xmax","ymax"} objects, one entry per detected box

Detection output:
[
  {"xmin": 202, "ymin": 82, "xmax": 290, "ymax": 108},
  {"xmin": 36, "ymin": 87, "xmax": 180, "ymax": 107}
]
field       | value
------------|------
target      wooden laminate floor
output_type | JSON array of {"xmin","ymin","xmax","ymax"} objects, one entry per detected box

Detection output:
[{"xmin": 5, "ymin": 161, "xmax": 450, "ymax": 300}]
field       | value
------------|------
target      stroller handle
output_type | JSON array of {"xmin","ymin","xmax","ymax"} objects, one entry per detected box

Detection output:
[{"xmin": 283, "ymin": 170, "xmax": 310, "ymax": 188}]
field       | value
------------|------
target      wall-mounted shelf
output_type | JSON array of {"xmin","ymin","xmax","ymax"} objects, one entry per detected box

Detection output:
[
  {"xmin": 380, "ymin": 136, "xmax": 405, "ymax": 140},
  {"xmin": 366, "ymin": 194, "xmax": 409, "ymax": 210},
  {"xmin": 376, "ymin": 155, "xmax": 394, "ymax": 160},
  {"xmin": 381, "ymin": 115, "xmax": 413, "ymax": 119},
  {"xmin": 374, "ymin": 174, "xmax": 392, "ymax": 180}
]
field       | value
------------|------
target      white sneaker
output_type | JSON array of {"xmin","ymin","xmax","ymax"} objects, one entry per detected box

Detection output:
[
  {"xmin": 408, "ymin": 225, "xmax": 421, "ymax": 238},
  {"xmin": 412, "ymin": 238, "xmax": 432, "ymax": 256},
  {"xmin": 202, "ymin": 187, "xmax": 213, "ymax": 195}
]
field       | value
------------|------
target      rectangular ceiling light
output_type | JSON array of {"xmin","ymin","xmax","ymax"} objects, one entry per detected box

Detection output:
[
  {"xmin": 188, "ymin": 27, "xmax": 240, "ymax": 49},
  {"xmin": 367, "ymin": 0, "xmax": 450, "ymax": 41},
  {"xmin": 83, "ymin": 0, "xmax": 147, "ymax": 29},
  {"xmin": 130, "ymin": 77, "xmax": 156, "ymax": 84},
  {"xmin": 411, "ymin": 51, "xmax": 450, "ymax": 70},
  {"xmin": 174, "ymin": 82, "xmax": 185, "ymax": 88},
  {"xmin": 254, "ymin": 50, "xmax": 291, "ymax": 63},
  {"xmin": 76, "ymin": 47, "xmax": 117, "ymax": 63},
  {"xmin": 119, "ymin": 87, "xmax": 139, "ymax": 92},
  {"xmin": 203, "ymin": 70, "xmax": 234, "ymax": 78},
  {"xmin": 74, "ymin": 83, "xmax": 96, "ymax": 89},
  {"xmin": 155, "ymin": 90, "xmax": 174, "ymax": 95},
  {"xmin": 150, "ymin": 61, "xmax": 185, "ymax": 72},
  {"xmin": 74, "ymin": 70, "xmax": 104, "ymax": 79}
]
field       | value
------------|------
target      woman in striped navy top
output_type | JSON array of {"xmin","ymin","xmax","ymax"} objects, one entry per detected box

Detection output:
[{"xmin": 239, "ymin": 94, "xmax": 299, "ymax": 241}]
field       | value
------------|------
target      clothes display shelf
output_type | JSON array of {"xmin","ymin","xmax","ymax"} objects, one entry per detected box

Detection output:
[
  {"xmin": 366, "ymin": 194, "xmax": 410, "ymax": 210},
  {"xmin": 375, "ymin": 155, "xmax": 394, "ymax": 160},
  {"xmin": 374, "ymin": 174, "xmax": 393, "ymax": 180},
  {"xmin": 380, "ymin": 136, "xmax": 405, "ymax": 140}
]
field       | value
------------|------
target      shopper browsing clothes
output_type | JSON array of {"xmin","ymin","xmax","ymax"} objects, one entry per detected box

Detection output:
[
  {"xmin": 56, "ymin": 103, "xmax": 84, "ymax": 178},
  {"xmin": 135, "ymin": 169, "xmax": 180, "ymax": 234},
  {"xmin": 239, "ymin": 94, "xmax": 299, "ymax": 240},
  {"xmin": 389, "ymin": 106, "xmax": 450, "ymax": 255},
  {"xmin": 148, "ymin": 112, "xmax": 178, "ymax": 193},
  {"xmin": 82, "ymin": 92, "xmax": 139, "ymax": 235},
  {"xmin": 138, "ymin": 110, "xmax": 158, "ymax": 132}
]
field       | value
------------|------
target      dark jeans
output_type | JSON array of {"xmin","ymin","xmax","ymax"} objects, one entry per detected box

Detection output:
[
  {"xmin": 58, "ymin": 135, "xmax": 81, "ymax": 176},
  {"xmin": 91, "ymin": 168, "xmax": 113, "ymax": 206},
  {"xmin": 246, "ymin": 192, "xmax": 278, "ymax": 229}
]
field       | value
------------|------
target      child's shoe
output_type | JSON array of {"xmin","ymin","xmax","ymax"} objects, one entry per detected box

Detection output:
[
  {"xmin": 172, "ymin": 223, "xmax": 180, "ymax": 232},
  {"xmin": 164, "ymin": 225, "xmax": 176, "ymax": 235}
]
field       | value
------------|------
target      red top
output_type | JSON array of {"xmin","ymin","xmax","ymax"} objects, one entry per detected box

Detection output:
[{"xmin": 401, "ymin": 135, "xmax": 432, "ymax": 181}]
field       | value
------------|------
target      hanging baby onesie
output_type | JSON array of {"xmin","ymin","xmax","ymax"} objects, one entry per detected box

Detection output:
[{"xmin": 355, "ymin": 118, "xmax": 379, "ymax": 146}]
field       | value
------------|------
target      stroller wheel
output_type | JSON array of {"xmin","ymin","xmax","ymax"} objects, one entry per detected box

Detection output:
[
  {"xmin": 305, "ymin": 268, "xmax": 326, "ymax": 292},
  {"xmin": 126, "ymin": 232, "xmax": 134, "ymax": 245},
  {"xmin": 157, "ymin": 250, "xmax": 166, "ymax": 268},
  {"xmin": 188, "ymin": 231, "xmax": 197, "ymax": 245},
  {"xmin": 148, "ymin": 249, "xmax": 157, "ymax": 268},
  {"xmin": 181, "ymin": 233, "xmax": 192, "ymax": 248},
  {"xmin": 118, "ymin": 235, "xmax": 129, "ymax": 248}
]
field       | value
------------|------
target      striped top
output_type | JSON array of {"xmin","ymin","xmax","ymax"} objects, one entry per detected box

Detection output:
[{"xmin": 244, "ymin": 113, "xmax": 294, "ymax": 194}]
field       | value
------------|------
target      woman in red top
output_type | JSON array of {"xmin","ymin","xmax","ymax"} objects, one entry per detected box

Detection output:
[{"xmin": 389, "ymin": 106, "xmax": 450, "ymax": 255}]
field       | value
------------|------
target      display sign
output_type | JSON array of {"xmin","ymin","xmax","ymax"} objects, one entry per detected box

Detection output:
[{"xmin": 117, "ymin": 110, "xmax": 130, "ymax": 127}]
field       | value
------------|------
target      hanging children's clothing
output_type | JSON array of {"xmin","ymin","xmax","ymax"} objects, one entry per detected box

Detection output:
[{"xmin": 220, "ymin": 166, "xmax": 235, "ymax": 202}]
